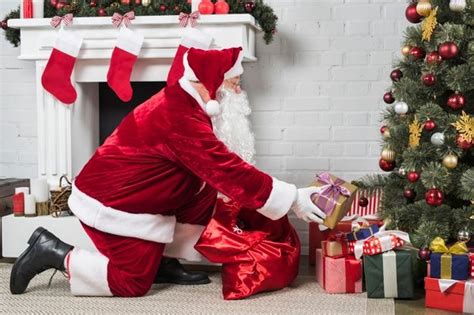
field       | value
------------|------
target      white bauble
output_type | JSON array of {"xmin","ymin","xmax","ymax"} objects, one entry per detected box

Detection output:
[
  {"xmin": 431, "ymin": 132, "xmax": 445, "ymax": 146},
  {"xmin": 449, "ymin": 0, "xmax": 466, "ymax": 12},
  {"xmin": 394, "ymin": 101, "xmax": 409, "ymax": 114}
]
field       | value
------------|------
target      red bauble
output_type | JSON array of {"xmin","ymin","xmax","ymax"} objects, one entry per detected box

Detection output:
[
  {"xmin": 390, "ymin": 69, "xmax": 403, "ymax": 82},
  {"xmin": 407, "ymin": 171, "xmax": 420, "ymax": 183},
  {"xmin": 426, "ymin": 51, "xmax": 442, "ymax": 65},
  {"xmin": 120, "ymin": 0, "xmax": 131, "ymax": 5},
  {"xmin": 403, "ymin": 188, "xmax": 415, "ymax": 200},
  {"xmin": 198, "ymin": 0, "xmax": 215, "ymax": 14},
  {"xmin": 380, "ymin": 125, "xmax": 387, "ymax": 134},
  {"xmin": 215, "ymin": 0, "xmax": 230, "ymax": 14},
  {"xmin": 383, "ymin": 92, "xmax": 395, "ymax": 104},
  {"xmin": 1, "ymin": 20, "xmax": 7, "ymax": 31},
  {"xmin": 424, "ymin": 119, "xmax": 436, "ymax": 131},
  {"xmin": 97, "ymin": 8, "xmax": 106, "ymax": 16},
  {"xmin": 56, "ymin": 2, "xmax": 65, "ymax": 9},
  {"xmin": 425, "ymin": 188, "xmax": 444, "ymax": 206},
  {"xmin": 438, "ymin": 42, "xmax": 458, "ymax": 60},
  {"xmin": 409, "ymin": 47, "xmax": 425, "ymax": 60},
  {"xmin": 379, "ymin": 158, "xmax": 395, "ymax": 172},
  {"xmin": 405, "ymin": 3, "xmax": 423, "ymax": 23},
  {"xmin": 135, "ymin": 0, "xmax": 142, "ymax": 5},
  {"xmin": 418, "ymin": 247, "xmax": 432, "ymax": 261},
  {"xmin": 50, "ymin": 0, "xmax": 58, "ymax": 7},
  {"xmin": 447, "ymin": 92, "xmax": 465, "ymax": 110},
  {"xmin": 358, "ymin": 197, "xmax": 369, "ymax": 207},
  {"xmin": 159, "ymin": 4, "xmax": 167, "ymax": 12},
  {"xmin": 244, "ymin": 1, "xmax": 255, "ymax": 13},
  {"xmin": 456, "ymin": 134, "xmax": 473, "ymax": 150},
  {"xmin": 422, "ymin": 73, "xmax": 436, "ymax": 86}
]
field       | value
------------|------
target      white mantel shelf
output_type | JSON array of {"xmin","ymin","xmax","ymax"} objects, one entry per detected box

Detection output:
[{"xmin": 8, "ymin": 14, "xmax": 258, "ymax": 61}]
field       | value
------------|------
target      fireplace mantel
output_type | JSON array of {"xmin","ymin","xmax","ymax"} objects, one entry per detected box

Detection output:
[{"xmin": 7, "ymin": 14, "xmax": 259, "ymax": 185}]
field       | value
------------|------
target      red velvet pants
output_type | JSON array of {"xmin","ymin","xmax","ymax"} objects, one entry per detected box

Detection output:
[{"xmin": 67, "ymin": 184, "xmax": 216, "ymax": 297}]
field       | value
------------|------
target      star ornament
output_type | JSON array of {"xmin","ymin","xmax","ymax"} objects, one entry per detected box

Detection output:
[
  {"xmin": 409, "ymin": 116, "xmax": 423, "ymax": 148},
  {"xmin": 453, "ymin": 111, "xmax": 473, "ymax": 143}
]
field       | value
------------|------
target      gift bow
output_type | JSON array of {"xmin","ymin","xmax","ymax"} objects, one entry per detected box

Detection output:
[
  {"xmin": 112, "ymin": 11, "xmax": 135, "ymax": 28},
  {"xmin": 429, "ymin": 237, "xmax": 468, "ymax": 255},
  {"xmin": 50, "ymin": 14, "xmax": 73, "ymax": 28},
  {"xmin": 351, "ymin": 217, "xmax": 370, "ymax": 232},
  {"xmin": 179, "ymin": 11, "xmax": 200, "ymax": 28},
  {"xmin": 315, "ymin": 172, "xmax": 352, "ymax": 215},
  {"xmin": 354, "ymin": 230, "xmax": 410, "ymax": 259}
]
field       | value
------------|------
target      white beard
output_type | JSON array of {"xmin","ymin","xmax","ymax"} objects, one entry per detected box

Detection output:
[{"xmin": 212, "ymin": 88, "xmax": 256, "ymax": 165}]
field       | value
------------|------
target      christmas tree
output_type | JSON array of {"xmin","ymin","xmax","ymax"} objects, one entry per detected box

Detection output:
[{"xmin": 356, "ymin": 0, "xmax": 473, "ymax": 248}]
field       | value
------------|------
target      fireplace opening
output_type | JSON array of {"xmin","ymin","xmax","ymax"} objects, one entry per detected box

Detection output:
[{"xmin": 99, "ymin": 82, "xmax": 167, "ymax": 144}]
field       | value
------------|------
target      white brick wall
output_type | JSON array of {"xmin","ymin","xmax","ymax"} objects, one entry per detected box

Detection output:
[{"xmin": 0, "ymin": 0, "xmax": 408, "ymax": 254}]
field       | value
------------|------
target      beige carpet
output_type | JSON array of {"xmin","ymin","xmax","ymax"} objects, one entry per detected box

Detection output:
[{"xmin": 0, "ymin": 263, "xmax": 394, "ymax": 314}]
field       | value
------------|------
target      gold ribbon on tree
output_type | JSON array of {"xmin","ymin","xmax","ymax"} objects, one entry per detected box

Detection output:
[{"xmin": 429, "ymin": 237, "xmax": 468, "ymax": 279}]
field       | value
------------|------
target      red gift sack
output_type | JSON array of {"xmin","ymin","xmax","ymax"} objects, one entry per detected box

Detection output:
[{"xmin": 195, "ymin": 198, "xmax": 300, "ymax": 300}]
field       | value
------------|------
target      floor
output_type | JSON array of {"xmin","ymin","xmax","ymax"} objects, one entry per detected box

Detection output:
[{"xmin": 0, "ymin": 256, "xmax": 455, "ymax": 314}]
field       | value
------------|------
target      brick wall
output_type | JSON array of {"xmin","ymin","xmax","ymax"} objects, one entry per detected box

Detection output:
[{"xmin": 0, "ymin": 0, "xmax": 408, "ymax": 254}]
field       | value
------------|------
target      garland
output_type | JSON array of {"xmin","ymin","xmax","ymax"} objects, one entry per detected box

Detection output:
[{"xmin": 2, "ymin": 0, "xmax": 277, "ymax": 47}]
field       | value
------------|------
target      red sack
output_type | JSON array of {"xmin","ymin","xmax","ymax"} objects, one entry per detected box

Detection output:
[{"xmin": 195, "ymin": 198, "xmax": 301, "ymax": 300}]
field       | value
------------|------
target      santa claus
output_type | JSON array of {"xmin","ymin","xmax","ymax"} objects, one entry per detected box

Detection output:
[{"xmin": 10, "ymin": 29, "xmax": 326, "ymax": 297}]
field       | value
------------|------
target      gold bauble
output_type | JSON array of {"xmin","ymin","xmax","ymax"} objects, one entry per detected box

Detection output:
[
  {"xmin": 416, "ymin": 0, "xmax": 432, "ymax": 17},
  {"xmin": 383, "ymin": 129, "xmax": 391, "ymax": 139},
  {"xmin": 142, "ymin": 0, "xmax": 151, "ymax": 6},
  {"xmin": 401, "ymin": 45, "xmax": 411, "ymax": 56},
  {"xmin": 442, "ymin": 154, "xmax": 458, "ymax": 169},
  {"xmin": 381, "ymin": 148, "xmax": 396, "ymax": 162}
]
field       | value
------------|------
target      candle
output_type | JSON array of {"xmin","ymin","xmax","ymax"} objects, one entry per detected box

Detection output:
[
  {"xmin": 13, "ymin": 193, "xmax": 25, "ymax": 216},
  {"xmin": 24, "ymin": 194, "xmax": 37, "ymax": 217},
  {"xmin": 15, "ymin": 187, "xmax": 30, "ymax": 195},
  {"xmin": 33, "ymin": 0, "xmax": 44, "ymax": 18},
  {"xmin": 30, "ymin": 178, "xmax": 49, "ymax": 202},
  {"xmin": 191, "ymin": 0, "xmax": 199, "ymax": 12},
  {"xmin": 23, "ymin": 0, "xmax": 33, "ymax": 19}
]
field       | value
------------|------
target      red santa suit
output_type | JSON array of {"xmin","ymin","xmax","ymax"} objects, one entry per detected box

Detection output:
[{"xmin": 66, "ymin": 33, "xmax": 297, "ymax": 297}]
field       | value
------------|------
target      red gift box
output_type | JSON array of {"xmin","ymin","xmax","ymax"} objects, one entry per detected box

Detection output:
[
  {"xmin": 363, "ymin": 234, "xmax": 405, "ymax": 256},
  {"xmin": 425, "ymin": 277, "xmax": 474, "ymax": 313}
]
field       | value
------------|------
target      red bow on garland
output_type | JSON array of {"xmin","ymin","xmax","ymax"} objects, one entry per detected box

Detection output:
[
  {"xmin": 179, "ymin": 11, "xmax": 199, "ymax": 28},
  {"xmin": 112, "ymin": 11, "xmax": 135, "ymax": 28},
  {"xmin": 50, "ymin": 14, "xmax": 73, "ymax": 28}
]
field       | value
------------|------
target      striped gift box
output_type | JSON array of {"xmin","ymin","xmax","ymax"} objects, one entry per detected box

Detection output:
[
  {"xmin": 470, "ymin": 254, "xmax": 474, "ymax": 278},
  {"xmin": 347, "ymin": 189, "xmax": 382, "ymax": 217}
]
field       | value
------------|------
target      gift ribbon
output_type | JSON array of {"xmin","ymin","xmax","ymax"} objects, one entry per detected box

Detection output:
[
  {"xmin": 382, "ymin": 251, "xmax": 398, "ymax": 298},
  {"xmin": 112, "ymin": 11, "xmax": 135, "ymax": 28},
  {"xmin": 353, "ymin": 230, "xmax": 411, "ymax": 259},
  {"xmin": 179, "ymin": 11, "xmax": 200, "ymax": 28},
  {"xmin": 50, "ymin": 14, "xmax": 73, "ymax": 28},
  {"xmin": 430, "ymin": 237, "xmax": 468, "ymax": 279},
  {"xmin": 438, "ymin": 279, "xmax": 474, "ymax": 313},
  {"xmin": 314, "ymin": 172, "xmax": 352, "ymax": 216},
  {"xmin": 345, "ymin": 257, "xmax": 362, "ymax": 293}
]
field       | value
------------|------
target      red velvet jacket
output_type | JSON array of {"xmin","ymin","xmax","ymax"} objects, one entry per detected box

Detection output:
[{"xmin": 74, "ymin": 83, "xmax": 273, "ymax": 217}]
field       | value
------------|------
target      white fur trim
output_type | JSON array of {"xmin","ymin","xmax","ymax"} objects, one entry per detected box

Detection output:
[
  {"xmin": 115, "ymin": 26, "xmax": 143, "ymax": 56},
  {"xmin": 55, "ymin": 28, "xmax": 83, "ymax": 57},
  {"xmin": 205, "ymin": 100, "xmax": 220, "ymax": 116},
  {"xmin": 180, "ymin": 28, "xmax": 213, "ymax": 50},
  {"xmin": 179, "ymin": 77, "xmax": 206, "ymax": 107},
  {"xmin": 256, "ymin": 177, "xmax": 297, "ymax": 220},
  {"xmin": 182, "ymin": 51, "xmax": 199, "ymax": 81},
  {"xmin": 69, "ymin": 248, "xmax": 112, "ymax": 296},
  {"xmin": 68, "ymin": 183, "xmax": 176, "ymax": 244},
  {"xmin": 224, "ymin": 49, "xmax": 244, "ymax": 79},
  {"xmin": 163, "ymin": 223, "xmax": 205, "ymax": 262}
]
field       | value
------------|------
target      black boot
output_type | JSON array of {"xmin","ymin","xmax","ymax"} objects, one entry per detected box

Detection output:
[
  {"xmin": 10, "ymin": 227, "xmax": 73, "ymax": 294},
  {"xmin": 154, "ymin": 257, "xmax": 211, "ymax": 285}
]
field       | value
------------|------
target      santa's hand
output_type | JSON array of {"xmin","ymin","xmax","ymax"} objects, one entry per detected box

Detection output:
[{"xmin": 291, "ymin": 187, "xmax": 327, "ymax": 223}]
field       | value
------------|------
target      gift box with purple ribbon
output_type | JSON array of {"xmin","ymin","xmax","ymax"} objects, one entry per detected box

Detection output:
[{"xmin": 310, "ymin": 172, "xmax": 358, "ymax": 229}]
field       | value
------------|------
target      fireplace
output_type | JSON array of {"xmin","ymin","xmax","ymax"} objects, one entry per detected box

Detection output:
[{"xmin": 8, "ymin": 14, "xmax": 257, "ymax": 187}]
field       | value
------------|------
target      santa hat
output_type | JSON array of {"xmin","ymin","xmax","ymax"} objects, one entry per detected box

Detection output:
[{"xmin": 183, "ymin": 47, "xmax": 244, "ymax": 116}]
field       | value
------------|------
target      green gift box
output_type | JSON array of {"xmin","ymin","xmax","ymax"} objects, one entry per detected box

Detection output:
[{"xmin": 364, "ymin": 250, "xmax": 414, "ymax": 298}]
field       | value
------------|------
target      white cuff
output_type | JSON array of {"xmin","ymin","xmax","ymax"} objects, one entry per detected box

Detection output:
[
  {"xmin": 163, "ymin": 223, "xmax": 205, "ymax": 262},
  {"xmin": 55, "ymin": 28, "xmax": 83, "ymax": 57},
  {"xmin": 256, "ymin": 177, "xmax": 297, "ymax": 220},
  {"xmin": 181, "ymin": 28, "xmax": 213, "ymax": 50},
  {"xmin": 69, "ymin": 248, "xmax": 112, "ymax": 296},
  {"xmin": 116, "ymin": 26, "xmax": 144, "ymax": 56},
  {"xmin": 224, "ymin": 49, "xmax": 244, "ymax": 79}
]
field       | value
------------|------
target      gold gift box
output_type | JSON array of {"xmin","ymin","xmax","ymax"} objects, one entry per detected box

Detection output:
[{"xmin": 310, "ymin": 173, "xmax": 358, "ymax": 229}]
